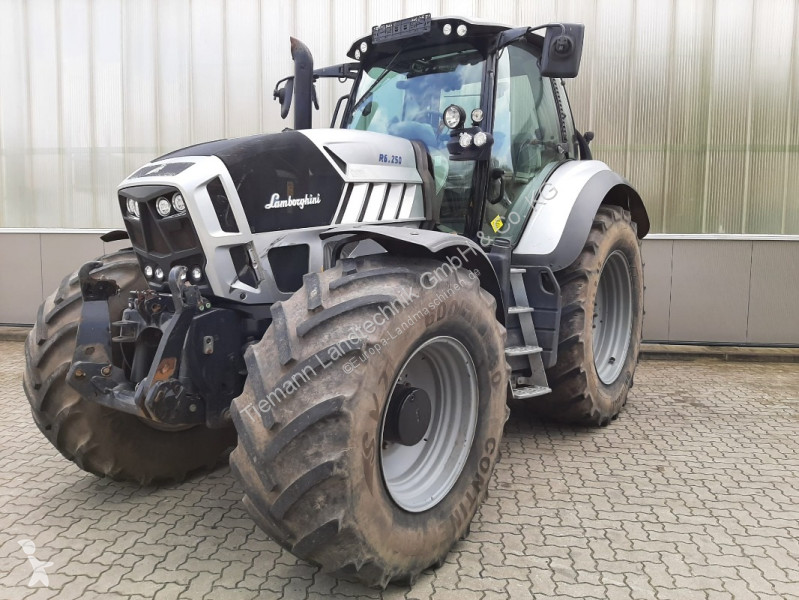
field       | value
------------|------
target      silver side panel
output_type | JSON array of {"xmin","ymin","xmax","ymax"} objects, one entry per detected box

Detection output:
[
  {"xmin": 362, "ymin": 183, "xmax": 388, "ymax": 222},
  {"xmin": 339, "ymin": 182, "xmax": 370, "ymax": 224},
  {"xmin": 382, "ymin": 184, "xmax": 405, "ymax": 220},
  {"xmin": 333, "ymin": 182, "xmax": 422, "ymax": 225},
  {"xmin": 299, "ymin": 129, "xmax": 425, "ymax": 224},
  {"xmin": 399, "ymin": 185, "xmax": 423, "ymax": 219},
  {"xmin": 300, "ymin": 129, "xmax": 423, "ymax": 185}
]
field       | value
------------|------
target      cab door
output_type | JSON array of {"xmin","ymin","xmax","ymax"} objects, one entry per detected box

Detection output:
[{"xmin": 480, "ymin": 42, "xmax": 568, "ymax": 246}]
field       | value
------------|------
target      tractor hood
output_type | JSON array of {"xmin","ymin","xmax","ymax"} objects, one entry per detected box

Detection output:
[
  {"xmin": 117, "ymin": 129, "xmax": 430, "ymax": 306},
  {"xmin": 150, "ymin": 129, "xmax": 426, "ymax": 233}
]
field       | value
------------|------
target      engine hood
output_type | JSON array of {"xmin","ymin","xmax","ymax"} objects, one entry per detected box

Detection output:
[{"xmin": 152, "ymin": 129, "xmax": 424, "ymax": 233}]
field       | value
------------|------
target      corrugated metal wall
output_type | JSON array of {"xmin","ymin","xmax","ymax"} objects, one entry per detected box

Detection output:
[{"xmin": 1, "ymin": 0, "xmax": 798, "ymax": 232}]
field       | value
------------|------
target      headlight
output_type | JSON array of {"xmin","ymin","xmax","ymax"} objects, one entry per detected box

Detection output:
[
  {"xmin": 155, "ymin": 267, "xmax": 164, "ymax": 281},
  {"xmin": 126, "ymin": 198, "xmax": 140, "ymax": 218},
  {"xmin": 156, "ymin": 196, "xmax": 172, "ymax": 217},
  {"xmin": 443, "ymin": 104, "xmax": 465, "ymax": 129},
  {"xmin": 457, "ymin": 24, "xmax": 467, "ymax": 36},
  {"xmin": 442, "ymin": 23, "xmax": 452, "ymax": 35},
  {"xmin": 360, "ymin": 41, "xmax": 368, "ymax": 53},
  {"xmin": 144, "ymin": 265, "xmax": 153, "ymax": 278},
  {"xmin": 459, "ymin": 132, "xmax": 473, "ymax": 148},
  {"xmin": 473, "ymin": 131, "xmax": 488, "ymax": 147},
  {"xmin": 172, "ymin": 193, "xmax": 186, "ymax": 213},
  {"xmin": 471, "ymin": 108, "xmax": 484, "ymax": 123},
  {"xmin": 190, "ymin": 266, "xmax": 203, "ymax": 281}
]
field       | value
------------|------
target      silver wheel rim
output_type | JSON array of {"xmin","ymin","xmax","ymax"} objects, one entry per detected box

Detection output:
[
  {"xmin": 380, "ymin": 336, "xmax": 478, "ymax": 513},
  {"xmin": 592, "ymin": 250, "xmax": 633, "ymax": 384}
]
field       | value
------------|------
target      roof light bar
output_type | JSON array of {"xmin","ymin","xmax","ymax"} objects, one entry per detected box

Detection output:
[{"xmin": 372, "ymin": 13, "xmax": 432, "ymax": 44}]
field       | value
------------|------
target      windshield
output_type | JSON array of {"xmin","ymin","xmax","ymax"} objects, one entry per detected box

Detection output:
[
  {"xmin": 345, "ymin": 46, "xmax": 485, "ymax": 233},
  {"xmin": 347, "ymin": 47, "xmax": 484, "ymax": 150}
]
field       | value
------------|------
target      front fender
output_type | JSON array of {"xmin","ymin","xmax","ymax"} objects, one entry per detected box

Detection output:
[
  {"xmin": 320, "ymin": 225, "xmax": 505, "ymax": 323},
  {"xmin": 513, "ymin": 160, "xmax": 649, "ymax": 271}
]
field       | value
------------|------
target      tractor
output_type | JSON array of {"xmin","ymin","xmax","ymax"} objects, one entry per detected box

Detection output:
[{"xmin": 24, "ymin": 15, "xmax": 648, "ymax": 587}]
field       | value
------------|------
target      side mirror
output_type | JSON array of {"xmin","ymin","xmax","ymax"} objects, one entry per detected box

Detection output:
[
  {"xmin": 488, "ymin": 168, "xmax": 505, "ymax": 204},
  {"xmin": 584, "ymin": 131, "xmax": 594, "ymax": 145},
  {"xmin": 273, "ymin": 77, "xmax": 295, "ymax": 119},
  {"xmin": 540, "ymin": 23, "xmax": 585, "ymax": 78}
]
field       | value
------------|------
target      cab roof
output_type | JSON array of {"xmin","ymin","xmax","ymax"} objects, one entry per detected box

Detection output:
[{"xmin": 347, "ymin": 15, "xmax": 513, "ymax": 61}]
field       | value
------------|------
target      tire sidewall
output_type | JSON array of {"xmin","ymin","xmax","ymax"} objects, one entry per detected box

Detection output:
[
  {"xmin": 585, "ymin": 217, "xmax": 644, "ymax": 417},
  {"xmin": 343, "ymin": 267, "xmax": 507, "ymax": 566}
]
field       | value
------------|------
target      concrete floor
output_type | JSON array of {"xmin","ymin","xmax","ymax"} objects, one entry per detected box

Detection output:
[{"xmin": 1, "ymin": 341, "xmax": 798, "ymax": 599}]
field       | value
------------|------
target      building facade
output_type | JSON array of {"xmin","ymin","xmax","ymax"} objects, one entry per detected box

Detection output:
[{"xmin": 1, "ymin": 0, "xmax": 798, "ymax": 343}]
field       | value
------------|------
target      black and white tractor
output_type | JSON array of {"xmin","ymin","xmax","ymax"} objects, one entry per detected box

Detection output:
[{"xmin": 24, "ymin": 15, "xmax": 648, "ymax": 587}]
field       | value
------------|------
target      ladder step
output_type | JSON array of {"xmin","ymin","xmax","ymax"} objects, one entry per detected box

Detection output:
[
  {"xmin": 510, "ymin": 267, "xmax": 527, "ymax": 274},
  {"xmin": 512, "ymin": 385, "xmax": 551, "ymax": 399},
  {"xmin": 508, "ymin": 306, "xmax": 534, "ymax": 315},
  {"xmin": 505, "ymin": 345, "xmax": 543, "ymax": 357}
]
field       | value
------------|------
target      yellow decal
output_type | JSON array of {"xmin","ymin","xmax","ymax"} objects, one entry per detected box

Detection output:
[{"xmin": 490, "ymin": 215, "xmax": 504, "ymax": 233}]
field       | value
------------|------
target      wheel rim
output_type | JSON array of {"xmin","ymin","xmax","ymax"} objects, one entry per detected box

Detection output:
[
  {"xmin": 592, "ymin": 250, "xmax": 633, "ymax": 384},
  {"xmin": 380, "ymin": 336, "xmax": 478, "ymax": 513}
]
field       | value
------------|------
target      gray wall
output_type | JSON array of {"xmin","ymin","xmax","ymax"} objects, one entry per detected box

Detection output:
[
  {"xmin": 0, "ymin": 231, "xmax": 129, "ymax": 325},
  {"xmin": 642, "ymin": 237, "xmax": 799, "ymax": 345},
  {"xmin": 2, "ymin": 232, "xmax": 797, "ymax": 345}
]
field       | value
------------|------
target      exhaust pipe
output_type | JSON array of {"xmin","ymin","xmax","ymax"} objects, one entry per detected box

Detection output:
[{"xmin": 290, "ymin": 37, "xmax": 314, "ymax": 130}]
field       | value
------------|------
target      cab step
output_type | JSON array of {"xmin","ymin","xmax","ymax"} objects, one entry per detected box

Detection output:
[
  {"xmin": 505, "ymin": 345, "xmax": 543, "ymax": 357},
  {"xmin": 511, "ymin": 385, "xmax": 551, "ymax": 400}
]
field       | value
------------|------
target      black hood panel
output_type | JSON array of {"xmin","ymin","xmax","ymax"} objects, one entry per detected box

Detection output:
[{"xmin": 161, "ymin": 131, "xmax": 344, "ymax": 233}]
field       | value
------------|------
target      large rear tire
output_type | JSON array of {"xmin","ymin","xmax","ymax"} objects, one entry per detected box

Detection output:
[
  {"xmin": 538, "ymin": 205, "xmax": 644, "ymax": 425},
  {"xmin": 230, "ymin": 255, "xmax": 508, "ymax": 587},
  {"xmin": 22, "ymin": 249, "xmax": 237, "ymax": 484}
]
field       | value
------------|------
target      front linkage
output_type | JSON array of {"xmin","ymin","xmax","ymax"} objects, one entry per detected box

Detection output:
[{"xmin": 66, "ymin": 261, "xmax": 244, "ymax": 429}]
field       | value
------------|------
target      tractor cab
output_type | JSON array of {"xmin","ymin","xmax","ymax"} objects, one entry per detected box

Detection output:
[{"xmin": 279, "ymin": 15, "xmax": 586, "ymax": 241}]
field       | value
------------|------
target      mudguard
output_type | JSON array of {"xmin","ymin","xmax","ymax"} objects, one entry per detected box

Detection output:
[
  {"xmin": 513, "ymin": 160, "xmax": 649, "ymax": 271},
  {"xmin": 320, "ymin": 224, "xmax": 506, "ymax": 323}
]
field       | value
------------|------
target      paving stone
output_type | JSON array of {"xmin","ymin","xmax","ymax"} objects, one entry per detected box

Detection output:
[{"xmin": 2, "ymin": 343, "xmax": 799, "ymax": 599}]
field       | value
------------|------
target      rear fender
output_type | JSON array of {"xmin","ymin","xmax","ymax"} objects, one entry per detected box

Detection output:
[
  {"xmin": 513, "ymin": 160, "xmax": 649, "ymax": 271},
  {"xmin": 320, "ymin": 225, "xmax": 505, "ymax": 323}
]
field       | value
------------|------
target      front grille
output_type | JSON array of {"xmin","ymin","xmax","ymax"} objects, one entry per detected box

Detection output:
[{"xmin": 119, "ymin": 185, "xmax": 206, "ymax": 292}]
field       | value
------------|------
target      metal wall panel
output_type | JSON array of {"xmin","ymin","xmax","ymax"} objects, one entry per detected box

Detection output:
[
  {"xmin": 668, "ymin": 240, "xmax": 753, "ymax": 343},
  {"xmin": 0, "ymin": 234, "xmax": 43, "ymax": 324},
  {"xmin": 1, "ymin": 0, "xmax": 798, "ymax": 233},
  {"xmin": 640, "ymin": 239, "xmax": 672, "ymax": 341},
  {"xmin": 746, "ymin": 242, "xmax": 799, "ymax": 344},
  {"xmin": 39, "ymin": 233, "xmax": 104, "ymax": 295}
]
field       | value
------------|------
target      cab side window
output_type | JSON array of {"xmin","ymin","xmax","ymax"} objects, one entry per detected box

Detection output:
[{"xmin": 483, "ymin": 43, "xmax": 564, "ymax": 243}]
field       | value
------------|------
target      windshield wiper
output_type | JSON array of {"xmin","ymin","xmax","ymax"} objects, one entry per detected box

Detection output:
[{"xmin": 349, "ymin": 49, "xmax": 404, "ymax": 115}]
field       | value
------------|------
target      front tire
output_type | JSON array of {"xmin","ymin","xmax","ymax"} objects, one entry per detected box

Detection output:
[
  {"xmin": 538, "ymin": 205, "xmax": 644, "ymax": 425},
  {"xmin": 230, "ymin": 255, "xmax": 508, "ymax": 587},
  {"xmin": 22, "ymin": 249, "xmax": 237, "ymax": 484}
]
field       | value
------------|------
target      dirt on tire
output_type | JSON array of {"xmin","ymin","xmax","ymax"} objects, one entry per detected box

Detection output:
[
  {"xmin": 230, "ymin": 255, "xmax": 508, "ymax": 587},
  {"xmin": 536, "ymin": 205, "xmax": 644, "ymax": 425},
  {"xmin": 22, "ymin": 249, "xmax": 237, "ymax": 484}
]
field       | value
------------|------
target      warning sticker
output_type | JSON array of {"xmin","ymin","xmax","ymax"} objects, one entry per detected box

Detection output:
[{"xmin": 490, "ymin": 215, "xmax": 504, "ymax": 233}]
